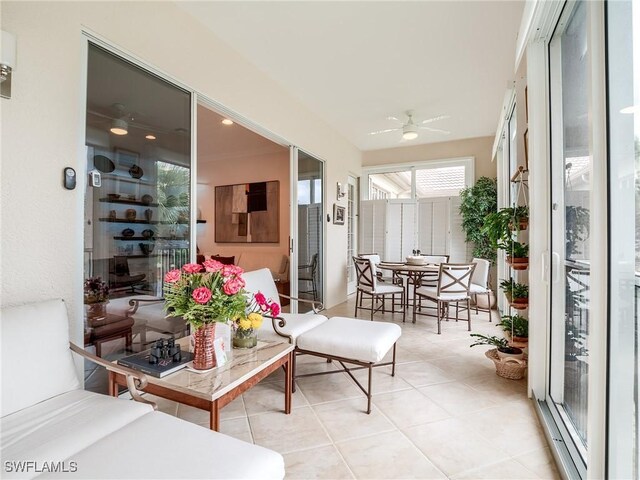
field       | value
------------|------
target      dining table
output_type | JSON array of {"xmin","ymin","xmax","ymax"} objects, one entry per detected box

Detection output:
[{"xmin": 377, "ymin": 262, "xmax": 441, "ymax": 316}]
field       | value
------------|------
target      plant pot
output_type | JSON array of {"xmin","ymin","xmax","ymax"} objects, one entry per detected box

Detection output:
[
  {"xmin": 233, "ymin": 329, "xmax": 257, "ymax": 349},
  {"xmin": 497, "ymin": 346, "xmax": 524, "ymax": 360},
  {"xmin": 512, "ymin": 335, "xmax": 528, "ymax": 345},
  {"xmin": 509, "ymin": 219, "xmax": 529, "ymax": 231},
  {"xmin": 506, "ymin": 256, "xmax": 529, "ymax": 270},
  {"xmin": 512, "ymin": 296, "xmax": 529, "ymax": 306},
  {"xmin": 475, "ymin": 291, "xmax": 496, "ymax": 309}
]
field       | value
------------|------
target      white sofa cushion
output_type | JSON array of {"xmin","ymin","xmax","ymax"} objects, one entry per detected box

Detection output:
[
  {"xmin": 297, "ymin": 317, "xmax": 401, "ymax": 363},
  {"xmin": 1, "ymin": 390, "xmax": 152, "ymax": 479},
  {"xmin": 416, "ymin": 286, "xmax": 470, "ymax": 301},
  {"xmin": 358, "ymin": 284, "xmax": 404, "ymax": 295},
  {"xmin": 39, "ymin": 410, "xmax": 285, "ymax": 479},
  {"xmin": 1, "ymin": 299, "xmax": 81, "ymax": 417},
  {"xmin": 243, "ymin": 268, "xmax": 282, "ymax": 308}
]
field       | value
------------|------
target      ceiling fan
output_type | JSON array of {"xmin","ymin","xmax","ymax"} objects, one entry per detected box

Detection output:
[
  {"xmin": 87, "ymin": 103, "xmax": 162, "ymax": 137},
  {"xmin": 369, "ymin": 110, "xmax": 450, "ymax": 140}
]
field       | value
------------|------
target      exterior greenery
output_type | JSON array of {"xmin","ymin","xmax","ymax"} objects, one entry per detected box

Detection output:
[{"xmin": 459, "ymin": 177, "xmax": 498, "ymax": 262}]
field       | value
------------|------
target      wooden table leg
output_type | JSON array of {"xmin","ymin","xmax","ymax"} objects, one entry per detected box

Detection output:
[
  {"xmin": 284, "ymin": 351, "xmax": 292, "ymax": 414},
  {"xmin": 210, "ymin": 400, "xmax": 220, "ymax": 431},
  {"xmin": 108, "ymin": 371, "xmax": 118, "ymax": 397}
]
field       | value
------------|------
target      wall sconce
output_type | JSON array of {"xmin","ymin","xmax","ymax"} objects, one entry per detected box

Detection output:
[
  {"xmin": 1, "ymin": 30, "xmax": 17, "ymax": 100},
  {"xmin": 336, "ymin": 182, "xmax": 347, "ymax": 200}
]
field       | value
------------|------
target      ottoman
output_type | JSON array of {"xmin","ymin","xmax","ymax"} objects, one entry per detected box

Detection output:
[{"xmin": 295, "ymin": 317, "xmax": 402, "ymax": 413}]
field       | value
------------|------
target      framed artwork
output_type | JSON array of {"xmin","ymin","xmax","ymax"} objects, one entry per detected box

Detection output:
[
  {"xmin": 215, "ymin": 181, "xmax": 279, "ymax": 243},
  {"xmin": 333, "ymin": 204, "xmax": 345, "ymax": 225}
]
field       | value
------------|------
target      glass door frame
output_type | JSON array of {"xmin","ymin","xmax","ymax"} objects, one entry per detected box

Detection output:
[
  {"xmin": 289, "ymin": 146, "xmax": 326, "ymax": 314},
  {"xmin": 347, "ymin": 175, "xmax": 359, "ymax": 295}
]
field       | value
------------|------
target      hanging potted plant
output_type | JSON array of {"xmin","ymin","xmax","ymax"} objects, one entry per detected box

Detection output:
[
  {"xmin": 500, "ymin": 278, "xmax": 529, "ymax": 307},
  {"xmin": 482, "ymin": 206, "xmax": 530, "ymax": 249},
  {"xmin": 504, "ymin": 240, "xmax": 529, "ymax": 270},
  {"xmin": 497, "ymin": 314, "xmax": 529, "ymax": 345}
]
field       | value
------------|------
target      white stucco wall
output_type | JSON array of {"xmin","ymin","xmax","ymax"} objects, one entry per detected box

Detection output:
[{"xmin": 1, "ymin": 1, "xmax": 361, "ymax": 345}]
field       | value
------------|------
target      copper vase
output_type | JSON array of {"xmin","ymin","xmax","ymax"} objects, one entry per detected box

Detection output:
[{"xmin": 192, "ymin": 324, "xmax": 216, "ymax": 370}]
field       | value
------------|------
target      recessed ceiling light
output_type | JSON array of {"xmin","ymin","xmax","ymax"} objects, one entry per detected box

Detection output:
[
  {"xmin": 110, "ymin": 118, "xmax": 128, "ymax": 135},
  {"xmin": 221, "ymin": 118, "xmax": 234, "ymax": 125},
  {"xmin": 145, "ymin": 134, "xmax": 156, "ymax": 140}
]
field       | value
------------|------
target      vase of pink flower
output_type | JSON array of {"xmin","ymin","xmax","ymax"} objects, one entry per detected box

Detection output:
[
  {"xmin": 163, "ymin": 259, "xmax": 251, "ymax": 370},
  {"xmin": 84, "ymin": 277, "xmax": 109, "ymax": 322},
  {"xmin": 232, "ymin": 292, "xmax": 280, "ymax": 349}
]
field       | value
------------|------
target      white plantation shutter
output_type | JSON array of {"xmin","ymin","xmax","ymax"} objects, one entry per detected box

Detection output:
[
  {"xmin": 401, "ymin": 202, "xmax": 417, "ymax": 259},
  {"xmin": 359, "ymin": 200, "xmax": 387, "ymax": 259},
  {"xmin": 431, "ymin": 198, "xmax": 448, "ymax": 255},
  {"xmin": 385, "ymin": 201, "xmax": 403, "ymax": 262},
  {"xmin": 447, "ymin": 196, "xmax": 469, "ymax": 262}
]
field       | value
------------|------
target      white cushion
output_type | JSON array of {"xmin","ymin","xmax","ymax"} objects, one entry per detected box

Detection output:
[
  {"xmin": 1, "ymin": 299, "xmax": 81, "ymax": 417},
  {"xmin": 471, "ymin": 258, "xmax": 490, "ymax": 287},
  {"xmin": 416, "ymin": 286, "xmax": 469, "ymax": 301},
  {"xmin": 297, "ymin": 317, "xmax": 401, "ymax": 363},
  {"xmin": 358, "ymin": 284, "xmax": 404, "ymax": 295},
  {"xmin": 259, "ymin": 313, "xmax": 328, "ymax": 344},
  {"xmin": 1, "ymin": 390, "xmax": 152, "ymax": 478},
  {"xmin": 40, "ymin": 410, "xmax": 285, "ymax": 480},
  {"xmin": 469, "ymin": 283, "xmax": 491, "ymax": 294}
]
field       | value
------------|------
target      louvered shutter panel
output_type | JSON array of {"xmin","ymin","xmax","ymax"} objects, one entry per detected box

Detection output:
[
  {"xmin": 385, "ymin": 201, "xmax": 403, "ymax": 262},
  {"xmin": 401, "ymin": 202, "xmax": 417, "ymax": 259},
  {"xmin": 447, "ymin": 196, "xmax": 469, "ymax": 262},
  {"xmin": 417, "ymin": 199, "xmax": 434, "ymax": 254},
  {"xmin": 431, "ymin": 198, "xmax": 448, "ymax": 255}
]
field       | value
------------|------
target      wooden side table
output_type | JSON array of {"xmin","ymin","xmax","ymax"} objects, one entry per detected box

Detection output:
[{"xmin": 85, "ymin": 314, "xmax": 134, "ymax": 357}]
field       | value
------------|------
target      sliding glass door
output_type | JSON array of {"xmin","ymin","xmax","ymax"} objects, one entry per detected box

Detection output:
[
  {"xmin": 295, "ymin": 149, "xmax": 324, "ymax": 310},
  {"xmin": 548, "ymin": 0, "xmax": 590, "ymax": 470}
]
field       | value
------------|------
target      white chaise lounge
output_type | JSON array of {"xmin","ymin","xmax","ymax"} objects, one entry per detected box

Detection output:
[
  {"xmin": 243, "ymin": 268, "xmax": 402, "ymax": 413},
  {"xmin": 1, "ymin": 299, "xmax": 284, "ymax": 480}
]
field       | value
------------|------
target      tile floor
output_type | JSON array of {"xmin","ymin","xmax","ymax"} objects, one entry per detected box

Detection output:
[{"xmin": 140, "ymin": 297, "xmax": 560, "ymax": 480}]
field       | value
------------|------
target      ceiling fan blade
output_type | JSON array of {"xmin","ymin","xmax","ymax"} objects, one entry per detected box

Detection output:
[
  {"xmin": 420, "ymin": 115, "xmax": 450, "ymax": 125},
  {"xmin": 419, "ymin": 126, "xmax": 451, "ymax": 134},
  {"xmin": 369, "ymin": 128, "xmax": 400, "ymax": 136},
  {"xmin": 386, "ymin": 116, "xmax": 402, "ymax": 123}
]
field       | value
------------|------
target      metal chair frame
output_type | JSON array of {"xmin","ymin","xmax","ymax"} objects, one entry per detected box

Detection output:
[{"xmin": 353, "ymin": 256, "xmax": 405, "ymax": 322}]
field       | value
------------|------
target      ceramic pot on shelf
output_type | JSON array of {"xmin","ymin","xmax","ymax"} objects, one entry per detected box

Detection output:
[{"xmin": 125, "ymin": 209, "xmax": 136, "ymax": 221}]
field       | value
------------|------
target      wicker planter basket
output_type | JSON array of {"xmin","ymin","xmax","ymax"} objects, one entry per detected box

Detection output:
[{"xmin": 485, "ymin": 348, "xmax": 527, "ymax": 380}]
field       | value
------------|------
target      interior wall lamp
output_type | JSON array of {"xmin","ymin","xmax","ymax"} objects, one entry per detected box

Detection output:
[{"xmin": 1, "ymin": 30, "xmax": 17, "ymax": 99}]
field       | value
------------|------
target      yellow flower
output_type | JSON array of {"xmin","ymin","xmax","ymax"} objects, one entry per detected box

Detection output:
[
  {"xmin": 238, "ymin": 318, "xmax": 252, "ymax": 330},
  {"xmin": 248, "ymin": 312, "xmax": 263, "ymax": 329}
]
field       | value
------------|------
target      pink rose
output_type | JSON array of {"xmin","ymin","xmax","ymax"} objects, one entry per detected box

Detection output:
[
  {"xmin": 192, "ymin": 286, "xmax": 212, "ymax": 304},
  {"xmin": 183, "ymin": 263, "xmax": 203, "ymax": 274},
  {"xmin": 270, "ymin": 302, "xmax": 281, "ymax": 317},
  {"xmin": 203, "ymin": 259, "xmax": 224, "ymax": 273},
  {"xmin": 221, "ymin": 264, "xmax": 237, "ymax": 278},
  {"xmin": 164, "ymin": 269, "xmax": 182, "ymax": 283},
  {"xmin": 232, "ymin": 265, "xmax": 244, "ymax": 276},
  {"xmin": 223, "ymin": 278, "xmax": 243, "ymax": 295},
  {"xmin": 254, "ymin": 292, "xmax": 266, "ymax": 306}
]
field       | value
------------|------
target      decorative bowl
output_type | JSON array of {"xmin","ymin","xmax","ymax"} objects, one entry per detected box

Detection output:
[
  {"xmin": 141, "ymin": 229, "xmax": 155, "ymax": 239},
  {"xmin": 141, "ymin": 194, "xmax": 154, "ymax": 205},
  {"xmin": 406, "ymin": 256, "xmax": 427, "ymax": 265},
  {"xmin": 139, "ymin": 243, "xmax": 155, "ymax": 255},
  {"xmin": 129, "ymin": 164, "xmax": 144, "ymax": 179},
  {"xmin": 122, "ymin": 228, "xmax": 135, "ymax": 238}
]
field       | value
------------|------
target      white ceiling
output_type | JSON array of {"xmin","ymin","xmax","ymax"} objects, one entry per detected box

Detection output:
[{"xmin": 178, "ymin": 1, "xmax": 524, "ymax": 151}]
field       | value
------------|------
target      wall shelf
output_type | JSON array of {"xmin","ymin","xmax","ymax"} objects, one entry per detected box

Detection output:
[
  {"xmin": 99, "ymin": 198, "xmax": 158, "ymax": 207},
  {"xmin": 113, "ymin": 236, "xmax": 171, "ymax": 241},
  {"xmin": 99, "ymin": 218, "xmax": 160, "ymax": 224}
]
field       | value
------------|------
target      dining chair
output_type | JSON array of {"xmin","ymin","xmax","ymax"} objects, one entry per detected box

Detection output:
[
  {"xmin": 358, "ymin": 253, "xmax": 402, "ymax": 286},
  {"xmin": 298, "ymin": 253, "xmax": 319, "ymax": 300},
  {"xmin": 469, "ymin": 258, "xmax": 492, "ymax": 321},
  {"xmin": 413, "ymin": 263, "xmax": 476, "ymax": 333},
  {"xmin": 353, "ymin": 256, "xmax": 405, "ymax": 322}
]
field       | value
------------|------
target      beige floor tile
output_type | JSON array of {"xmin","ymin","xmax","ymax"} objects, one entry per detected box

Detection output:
[
  {"xmin": 425, "ymin": 354, "xmax": 496, "ymax": 380},
  {"xmin": 249, "ymin": 406, "xmax": 332, "ymax": 454},
  {"xmin": 176, "ymin": 403, "xmax": 209, "ymax": 427},
  {"xmin": 514, "ymin": 447, "xmax": 562, "ymax": 480},
  {"xmin": 336, "ymin": 430, "xmax": 447, "ymax": 479},
  {"xmin": 350, "ymin": 366, "xmax": 413, "ymax": 395},
  {"xmin": 220, "ymin": 395, "xmax": 247, "ymax": 420},
  {"xmin": 283, "ymin": 445, "xmax": 354, "ymax": 479},
  {"xmin": 418, "ymin": 381, "xmax": 498, "ymax": 415},
  {"xmin": 219, "ymin": 416, "xmax": 253, "ymax": 444},
  {"xmin": 373, "ymin": 388, "xmax": 451, "ymax": 428},
  {"xmin": 459, "ymin": 401, "xmax": 548, "ymax": 456},
  {"xmin": 242, "ymin": 381, "xmax": 308, "ymax": 416},
  {"xmin": 462, "ymin": 371, "xmax": 528, "ymax": 402},
  {"xmin": 403, "ymin": 417, "xmax": 511, "ymax": 477},
  {"xmin": 312, "ymin": 398, "xmax": 396, "ymax": 442},
  {"xmin": 142, "ymin": 394, "xmax": 178, "ymax": 416},
  {"xmin": 395, "ymin": 360, "xmax": 457, "ymax": 387},
  {"xmin": 451, "ymin": 458, "xmax": 540, "ymax": 480},
  {"xmin": 296, "ymin": 373, "xmax": 365, "ymax": 405}
]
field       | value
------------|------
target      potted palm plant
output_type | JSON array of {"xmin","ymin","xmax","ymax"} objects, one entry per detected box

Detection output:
[{"xmin": 469, "ymin": 333, "xmax": 524, "ymax": 359}]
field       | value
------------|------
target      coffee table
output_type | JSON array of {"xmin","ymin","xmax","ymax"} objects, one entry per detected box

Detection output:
[{"xmin": 108, "ymin": 338, "xmax": 294, "ymax": 431}]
